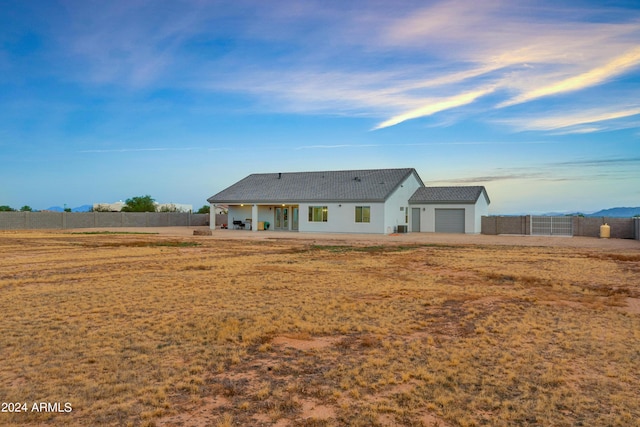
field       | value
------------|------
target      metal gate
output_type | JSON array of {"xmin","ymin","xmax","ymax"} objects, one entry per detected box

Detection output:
[{"xmin": 530, "ymin": 216, "xmax": 573, "ymax": 236}]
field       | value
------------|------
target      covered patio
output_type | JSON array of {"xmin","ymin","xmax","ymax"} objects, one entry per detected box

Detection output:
[{"xmin": 218, "ymin": 203, "xmax": 300, "ymax": 231}]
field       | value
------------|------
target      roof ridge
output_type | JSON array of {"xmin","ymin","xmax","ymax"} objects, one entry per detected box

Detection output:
[{"xmin": 249, "ymin": 167, "xmax": 414, "ymax": 175}]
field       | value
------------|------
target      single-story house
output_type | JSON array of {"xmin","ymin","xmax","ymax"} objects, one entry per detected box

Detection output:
[{"xmin": 207, "ymin": 168, "xmax": 489, "ymax": 234}]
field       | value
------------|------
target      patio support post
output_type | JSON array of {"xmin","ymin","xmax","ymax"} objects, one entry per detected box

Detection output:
[
  {"xmin": 252, "ymin": 204, "xmax": 258, "ymax": 232},
  {"xmin": 209, "ymin": 204, "xmax": 216, "ymax": 230}
]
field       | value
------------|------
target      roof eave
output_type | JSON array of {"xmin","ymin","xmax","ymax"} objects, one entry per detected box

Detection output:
[
  {"xmin": 409, "ymin": 200, "xmax": 477, "ymax": 204},
  {"xmin": 482, "ymin": 189, "xmax": 491, "ymax": 205},
  {"xmin": 208, "ymin": 198, "xmax": 388, "ymax": 204}
]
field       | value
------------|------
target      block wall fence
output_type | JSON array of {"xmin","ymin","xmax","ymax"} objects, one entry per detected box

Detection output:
[
  {"xmin": 1, "ymin": 212, "xmax": 637, "ymax": 240},
  {"xmin": 0, "ymin": 212, "xmax": 209, "ymax": 230},
  {"xmin": 482, "ymin": 216, "xmax": 640, "ymax": 240}
]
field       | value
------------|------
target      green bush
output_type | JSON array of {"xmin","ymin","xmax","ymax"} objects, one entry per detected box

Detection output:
[{"xmin": 121, "ymin": 195, "xmax": 156, "ymax": 212}]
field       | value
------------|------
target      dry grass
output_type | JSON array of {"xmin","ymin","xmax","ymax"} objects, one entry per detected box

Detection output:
[{"xmin": 0, "ymin": 231, "xmax": 639, "ymax": 426}]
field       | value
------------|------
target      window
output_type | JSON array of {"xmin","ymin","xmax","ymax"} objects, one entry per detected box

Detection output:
[
  {"xmin": 355, "ymin": 206, "xmax": 370, "ymax": 223},
  {"xmin": 308, "ymin": 206, "xmax": 328, "ymax": 222}
]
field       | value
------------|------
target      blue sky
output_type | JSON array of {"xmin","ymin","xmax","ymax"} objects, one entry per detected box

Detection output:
[{"xmin": 1, "ymin": 0, "xmax": 639, "ymax": 214}]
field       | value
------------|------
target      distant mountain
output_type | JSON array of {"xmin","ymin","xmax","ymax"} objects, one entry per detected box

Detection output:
[
  {"xmin": 45, "ymin": 205, "xmax": 93, "ymax": 212},
  {"xmin": 587, "ymin": 207, "xmax": 640, "ymax": 218},
  {"xmin": 540, "ymin": 211, "xmax": 576, "ymax": 217},
  {"xmin": 519, "ymin": 207, "xmax": 640, "ymax": 217},
  {"xmin": 72, "ymin": 205, "xmax": 93, "ymax": 212}
]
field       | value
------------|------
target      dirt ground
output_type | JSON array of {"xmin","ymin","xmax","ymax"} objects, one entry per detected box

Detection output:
[
  {"xmin": 67, "ymin": 226, "xmax": 640, "ymax": 250},
  {"xmin": 2, "ymin": 229, "xmax": 639, "ymax": 426}
]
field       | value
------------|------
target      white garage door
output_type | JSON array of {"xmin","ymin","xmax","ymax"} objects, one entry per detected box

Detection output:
[{"xmin": 435, "ymin": 209, "xmax": 465, "ymax": 233}]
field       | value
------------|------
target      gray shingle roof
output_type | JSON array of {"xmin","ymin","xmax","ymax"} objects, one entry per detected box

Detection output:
[
  {"xmin": 208, "ymin": 168, "xmax": 421, "ymax": 203},
  {"xmin": 409, "ymin": 186, "xmax": 489, "ymax": 204}
]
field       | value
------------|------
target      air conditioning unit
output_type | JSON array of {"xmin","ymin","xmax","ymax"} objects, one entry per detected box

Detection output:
[{"xmin": 397, "ymin": 225, "xmax": 408, "ymax": 233}]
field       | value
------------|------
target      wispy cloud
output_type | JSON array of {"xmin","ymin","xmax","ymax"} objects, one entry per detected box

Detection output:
[
  {"xmin": 235, "ymin": 2, "xmax": 639, "ymax": 130},
  {"xmin": 549, "ymin": 127, "xmax": 604, "ymax": 135},
  {"xmin": 499, "ymin": 47, "xmax": 640, "ymax": 107},
  {"xmin": 498, "ymin": 106, "xmax": 640, "ymax": 133},
  {"xmin": 295, "ymin": 140, "xmax": 558, "ymax": 151},
  {"xmin": 430, "ymin": 156, "xmax": 640, "ymax": 186},
  {"xmin": 428, "ymin": 173, "xmax": 545, "ymax": 184},
  {"xmin": 555, "ymin": 157, "xmax": 640, "ymax": 167},
  {"xmin": 37, "ymin": 0, "xmax": 640, "ymax": 133},
  {"xmin": 57, "ymin": 0, "xmax": 208, "ymax": 87},
  {"xmin": 372, "ymin": 87, "xmax": 495, "ymax": 130}
]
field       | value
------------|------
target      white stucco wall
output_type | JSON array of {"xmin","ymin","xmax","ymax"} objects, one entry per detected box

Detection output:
[
  {"xmin": 414, "ymin": 205, "xmax": 467, "ymax": 233},
  {"xmin": 299, "ymin": 202, "xmax": 385, "ymax": 233},
  {"xmin": 257, "ymin": 206, "xmax": 274, "ymax": 228},
  {"xmin": 227, "ymin": 205, "xmax": 253, "ymax": 228},
  {"xmin": 411, "ymin": 198, "xmax": 488, "ymax": 233},
  {"xmin": 383, "ymin": 173, "xmax": 423, "ymax": 234},
  {"xmin": 473, "ymin": 194, "xmax": 490, "ymax": 233}
]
